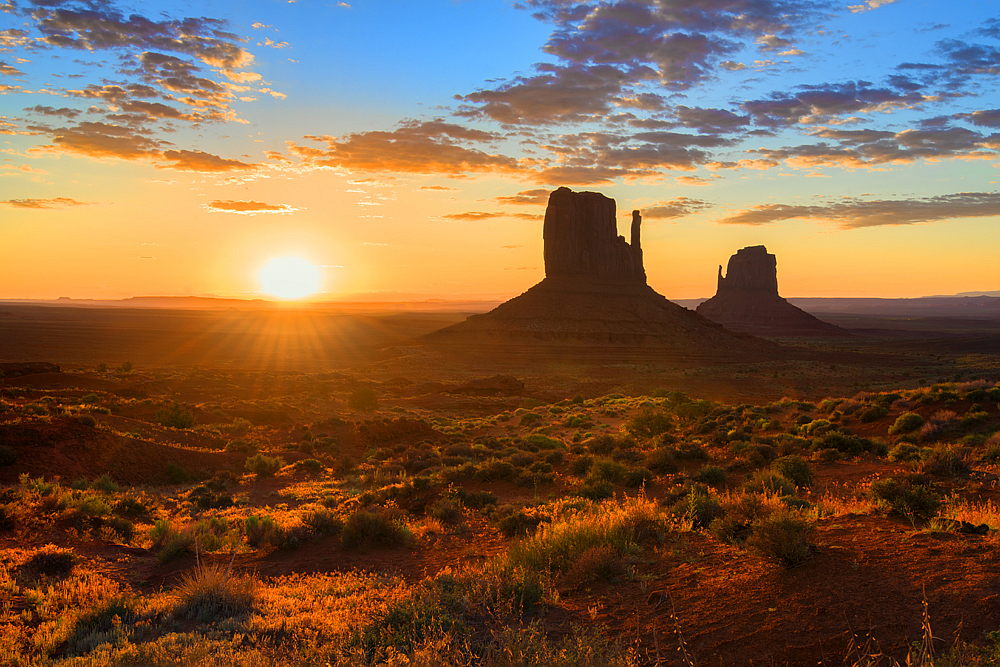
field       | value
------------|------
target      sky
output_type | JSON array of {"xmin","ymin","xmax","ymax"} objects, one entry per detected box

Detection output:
[{"xmin": 1, "ymin": 0, "xmax": 998, "ymax": 301}]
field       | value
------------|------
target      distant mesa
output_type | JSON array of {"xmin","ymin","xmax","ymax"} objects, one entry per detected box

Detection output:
[
  {"xmin": 696, "ymin": 245, "xmax": 849, "ymax": 337},
  {"xmin": 427, "ymin": 187, "xmax": 776, "ymax": 360},
  {"xmin": 0, "ymin": 362, "xmax": 60, "ymax": 378}
]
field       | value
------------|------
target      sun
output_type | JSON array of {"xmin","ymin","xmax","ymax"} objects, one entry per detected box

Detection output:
[{"xmin": 258, "ymin": 256, "xmax": 322, "ymax": 300}]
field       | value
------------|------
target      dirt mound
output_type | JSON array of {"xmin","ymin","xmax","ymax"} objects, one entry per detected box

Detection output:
[{"xmin": 0, "ymin": 418, "xmax": 245, "ymax": 486}]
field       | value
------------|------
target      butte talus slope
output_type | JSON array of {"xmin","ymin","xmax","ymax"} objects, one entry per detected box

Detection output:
[
  {"xmin": 696, "ymin": 245, "xmax": 849, "ymax": 337},
  {"xmin": 427, "ymin": 187, "xmax": 776, "ymax": 361}
]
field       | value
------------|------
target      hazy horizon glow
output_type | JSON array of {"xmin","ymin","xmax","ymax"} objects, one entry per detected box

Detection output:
[{"xmin": 1, "ymin": 0, "xmax": 998, "ymax": 300}]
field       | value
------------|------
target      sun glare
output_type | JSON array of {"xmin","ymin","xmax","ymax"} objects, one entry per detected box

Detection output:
[{"xmin": 258, "ymin": 256, "xmax": 322, "ymax": 300}]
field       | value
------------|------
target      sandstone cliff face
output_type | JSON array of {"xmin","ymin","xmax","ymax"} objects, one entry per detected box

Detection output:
[
  {"xmin": 716, "ymin": 245, "xmax": 778, "ymax": 294},
  {"xmin": 543, "ymin": 187, "xmax": 645, "ymax": 283},
  {"xmin": 698, "ymin": 245, "xmax": 849, "ymax": 337}
]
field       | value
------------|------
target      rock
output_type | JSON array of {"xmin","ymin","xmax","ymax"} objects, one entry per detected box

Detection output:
[
  {"xmin": 697, "ymin": 246, "xmax": 849, "ymax": 337},
  {"xmin": 543, "ymin": 187, "xmax": 645, "ymax": 282},
  {"xmin": 427, "ymin": 188, "xmax": 779, "ymax": 361}
]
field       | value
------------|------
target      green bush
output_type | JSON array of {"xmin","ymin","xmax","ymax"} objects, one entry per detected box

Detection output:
[
  {"xmin": 65, "ymin": 596, "xmax": 139, "ymax": 656},
  {"xmin": 303, "ymin": 508, "xmax": 343, "ymax": 536},
  {"xmin": 342, "ymin": 510, "xmax": 412, "ymax": 549},
  {"xmin": 889, "ymin": 412, "xmax": 925, "ymax": 435},
  {"xmin": 743, "ymin": 471, "xmax": 796, "ymax": 496},
  {"xmin": 858, "ymin": 406, "xmax": 888, "ymax": 423},
  {"xmin": 245, "ymin": 453, "xmax": 284, "ymax": 477},
  {"xmin": 156, "ymin": 402, "xmax": 195, "ymax": 429},
  {"xmin": 644, "ymin": 447, "xmax": 678, "ymax": 474},
  {"xmin": 746, "ymin": 510, "xmax": 813, "ymax": 568},
  {"xmin": 918, "ymin": 446, "xmax": 969, "ymax": 477},
  {"xmin": 244, "ymin": 514, "xmax": 286, "ymax": 549},
  {"xmin": 669, "ymin": 486, "xmax": 723, "ymax": 529},
  {"xmin": 498, "ymin": 508, "xmax": 546, "ymax": 537},
  {"xmin": 697, "ymin": 465, "xmax": 727, "ymax": 486},
  {"xmin": 568, "ymin": 455, "xmax": 593, "ymax": 476},
  {"xmin": 888, "ymin": 443, "xmax": 922, "ymax": 462},
  {"xmin": 772, "ymin": 455, "xmax": 813, "ymax": 488},
  {"xmin": 625, "ymin": 408, "xmax": 674, "ymax": 438},
  {"xmin": 869, "ymin": 476, "xmax": 941, "ymax": 521}
]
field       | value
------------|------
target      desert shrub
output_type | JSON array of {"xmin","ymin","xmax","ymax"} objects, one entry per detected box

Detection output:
[
  {"xmin": 498, "ymin": 508, "xmax": 547, "ymax": 537},
  {"xmin": 149, "ymin": 520, "xmax": 194, "ymax": 562},
  {"xmin": 303, "ymin": 508, "xmax": 343, "ymax": 536},
  {"xmin": 348, "ymin": 387, "xmax": 379, "ymax": 412},
  {"xmin": 743, "ymin": 470, "xmax": 797, "ymax": 497},
  {"xmin": 244, "ymin": 514, "xmax": 286, "ymax": 549},
  {"xmin": 668, "ymin": 486, "xmax": 723, "ymax": 529},
  {"xmin": 676, "ymin": 399, "xmax": 714, "ymax": 422},
  {"xmin": 156, "ymin": 402, "xmax": 195, "ymax": 429},
  {"xmin": 544, "ymin": 450, "xmax": 565, "ymax": 466},
  {"xmin": 858, "ymin": 405, "xmax": 888, "ymax": 423},
  {"xmin": 643, "ymin": 447, "xmax": 678, "ymax": 474},
  {"xmin": 174, "ymin": 563, "xmax": 256, "ymax": 621},
  {"xmin": 576, "ymin": 478, "xmax": 614, "ymax": 501},
  {"xmin": 76, "ymin": 414, "xmax": 97, "ymax": 428},
  {"xmin": 429, "ymin": 498, "xmax": 464, "ymax": 525},
  {"xmin": 453, "ymin": 489, "xmax": 496, "ymax": 511},
  {"xmin": 812, "ymin": 431, "xmax": 874, "ymax": 456},
  {"xmin": 589, "ymin": 459, "xmax": 628, "ymax": 484},
  {"xmin": 772, "ymin": 455, "xmax": 813, "ymax": 488},
  {"xmin": 25, "ymin": 545, "xmax": 76, "ymax": 578},
  {"xmin": 625, "ymin": 408, "xmax": 674, "ymax": 438},
  {"xmin": 888, "ymin": 443, "xmax": 923, "ymax": 462},
  {"xmin": 518, "ymin": 412, "xmax": 542, "ymax": 427},
  {"xmin": 622, "ymin": 467, "xmax": 653, "ymax": 489},
  {"xmin": 0, "ymin": 505, "xmax": 16, "ymax": 531},
  {"xmin": 746, "ymin": 509, "xmax": 813, "ymax": 567},
  {"xmin": 697, "ymin": 465, "xmax": 727, "ymax": 486},
  {"xmin": 980, "ymin": 441, "xmax": 1000, "ymax": 463},
  {"xmin": 568, "ymin": 455, "xmax": 594, "ymax": 476},
  {"xmin": 918, "ymin": 445, "xmax": 969, "ymax": 477},
  {"xmin": 814, "ymin": 448, "xmax": 842, "ymax": 463},
  {"xmin": 294, "ymin": 458, "xmax": 323, "ymax": 474},
  {"xmin": 231, "ymin": 417, "xmax": 252, "ymax": 433},
  {"xmin": 560, "ymin": 546, "xmax": 625, "ymax": 589},
  {"xmin": 342, "ymin": 510, "xmax": 412, "ymax": 549},
  {"xmin": 507, "ymin": 451, "xmax": 536, "ymax": 468},
  {"xmin": 475, "ymin": 460, "xmax": 516, "ymax": 482},
  {"xmin": 245, "ymin": 453, "xmax": 284, "ymax": 477},
  {"xmin": 64, "ymin": 596, "xmax": 139, "ymax": 656},
  {"xmin": 586, "ymin": 435, "xmax": 617, "ymax": 455},
  {"xmin": 524, "ymin": 434, "xmax": 563, "ymax": 450},
  {"xmin": 889, "ymin": 412, "xmax": 925, "ymax": 435},
  {"xmin": 869, "ymin": 476, "xmax": 941, "ymax": 521},
  {"xmin": 801, "ymin": 419, "xmax": 832, "ymax": 435},
  {"xmin": 0, "ymin": 445, "xmax": 17, "ymax": 466}
]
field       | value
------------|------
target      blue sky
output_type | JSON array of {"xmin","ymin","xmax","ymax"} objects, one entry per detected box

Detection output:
[{"xmin": 1, "ymin": 0, "xmax": 998, "ymax": 300}]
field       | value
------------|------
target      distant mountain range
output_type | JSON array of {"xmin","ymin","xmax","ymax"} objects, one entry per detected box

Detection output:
[{"xmin": 2, "ymin": 291, "xmax": 998, "ymax": 319}]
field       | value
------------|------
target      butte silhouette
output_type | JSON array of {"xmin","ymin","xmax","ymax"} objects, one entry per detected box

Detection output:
[
  {"xmin": 427, "ymin": 187, "xmax": 776, "ymax": 360},
  {"xmin": 696, "ymin": 245, "xmax": 849, "ymax": 337}
]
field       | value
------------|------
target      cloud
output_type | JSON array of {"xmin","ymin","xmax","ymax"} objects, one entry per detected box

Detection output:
[
  {"xmin": 641, "ymin": 196, "xmax": 711, "ymax": 219},
  {"xmin": 965, "ymin": 108, "xmax": 1000, "ymax": 127},
  {"xmin": 459, "ymin": 64, "xmax": 630, "ymax": 125},
  {"xmin": 0, "ymin": 60, "xmax": 24, "ymax": 76},
  {"xmin": 41, "ymin": 121, "xmax": 162, "ymax": 159},
  {"xmin": 419, "ymin": 185, "xmax": 457, "ymax": 191},
  {"xmin": 755, "ymin": 125, "xmax": 996, "ymax": 169},
  {"xmin": 743, "ymin": 81, "xmax": 928, "ymax": 127},
  {"xmin": 718, "ymin": 191, "xmax": 1000, "ymax": 228},
  {"xmin": 205, "ymin": 200, "xmax": 297, "ymax": 214},
  {"xmin": 31, "ymin": 5, "xmax": 253, "ymax": 71},
  {"xmin": 25, "ymin": 104, "xmax": 81, "ymax": 118},
  {"xmin": 286, "ymin": 120, "xmax": 521, "ymax": 175},
  {"xmin": 674, "ymin": 105, "xmax": 750, "ymax": 133},
  {"xmin": 848, "ymin": 0, "xmax": 898, "ymax": 13},
  {"xmin": 160, "ymin": 149, "xmax": 256, "ymax": 172},
  {"xmin": 442, "ymin": 211, "xmax": 542, "ymax": 221},
  {"xmin": 494, "ymin": 188, "xmax": 551, "ymax": 205},
  {"xmin": 1, "ymin": 196, "xmax": 89, "ymax": 209}
]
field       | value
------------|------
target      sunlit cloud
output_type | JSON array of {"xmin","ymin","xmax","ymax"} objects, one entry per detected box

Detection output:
[
  {"xmin": 205, "ymin": 200, "xmax": 298, "ymax": 214},
  {"xmin": 1, "ymin": 196, "xmax": 90, "ymax": 209},
  {"xmin": 719, "ymin": 191, "xmax": 1000, "ymax": 228}
]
